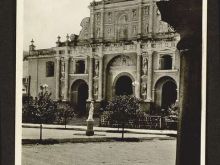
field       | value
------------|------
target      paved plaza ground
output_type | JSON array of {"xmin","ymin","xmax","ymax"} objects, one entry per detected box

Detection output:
[
  {"xmin": 22, "ymin": 139, "xmax": 176, "ymax": 165},
  {"xmin": 22, "ymin": 124, "xmax": 177, "ymax": 165}
]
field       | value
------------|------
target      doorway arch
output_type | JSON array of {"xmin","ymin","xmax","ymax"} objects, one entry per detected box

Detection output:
[
  {"xmin": 115, "ymin": 76, "xmax": 133, "ymax": 96},
  {"xmin": 71, "ymin": 79, "xmax": 88, "ymax": 115},
  {"xmin": 161, "ymin": 81, "xmax": 177, "ymax": 109},
  {"xmin": 112, "ymin": 73, "xmax": 135, "ymax": 97},
  {"xmin": 154, "ymin": 76, "xmax": 177, "ymax": 110}
]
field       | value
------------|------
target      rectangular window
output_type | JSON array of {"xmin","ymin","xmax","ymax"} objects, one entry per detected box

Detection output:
[
  {"xmin": 46, "ymin": 61, "xmax": 54, "ymax": 77},
  {"xmin": 75, "ymin": 60, "xmax": 85, "ymax": 74}
]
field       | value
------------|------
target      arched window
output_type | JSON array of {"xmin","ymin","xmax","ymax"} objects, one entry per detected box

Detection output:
[
  {"xmin": 160, "ymin": 55, "xmax": 172, "ymax": 70},
  {"xmin": 75, "ymin": 60, "xmax": 85, "ymax": 74},
  {"xmin": 46, "ymin": 61, "xmax": 54, "ymax": 77}
]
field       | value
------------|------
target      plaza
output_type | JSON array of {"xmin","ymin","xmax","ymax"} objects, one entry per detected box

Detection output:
[{"xmin": 23, "ymin": 140, "xmax": 176, "ymax": 165}]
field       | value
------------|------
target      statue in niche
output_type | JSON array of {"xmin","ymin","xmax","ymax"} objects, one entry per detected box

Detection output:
[
  {"xmin": 133, "ymin": 26, "xmax": 137, "ymax": 35},
  {"xmin": 61, "ymin": 59, "xmax": 65, "ymax": 78},
  {"xmin": 132, "ymin": 10, "xmax": 137, "ymax": 18},
  {"xmin": 143, "ymin": 57, "xmax": 148, "ymax": 75},
  {"xmin": 96, "ymin": 27, "xmax": 100, "ymax": 37},
  {"xmin": 96, "ymin": 13, "xmax": 101, "ymax": 23},
  {"xmin": 122, "ymin": 56, "xmax": 127, "ymax": 65},
  {"xmin": 95, "ymin": 60, "xmax": 99, "ymax": 76},
  {"xmin": 120, "ymin": 15, "xmax": 127, "ymax": 23},
  {"xmin": 94, "ymin": 82, "xmax": 98, "ymax": 96},
  {"xmin": 141, "ymin": 83, "xmax": 147, "ymax": 99},
  {"xmin": 108, "ymin": 12, "xmax": 112, "ymax": 22},
  {"xmin": 119, "ymin": 27, "xmax": 127, "ymax": 38},
  {"xmin": 107, "ymin": 28, "xmax": 112, "ymax": 37}
]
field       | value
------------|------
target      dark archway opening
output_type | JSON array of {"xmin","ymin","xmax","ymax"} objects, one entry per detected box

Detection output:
[
  {"xmin": 161, "ymin": 81, "xmax": 177, "ymax": 109},
  {"xmin": 115, "ymin": 76, "xmax": 133, "ymax": 96},
  {"xmin": 77, "ymin": 83, "xmax": 88, "ymax": 115},
  {"xmin": 71, "ymin": 80, "xmax": 88, "ymax": 116}
]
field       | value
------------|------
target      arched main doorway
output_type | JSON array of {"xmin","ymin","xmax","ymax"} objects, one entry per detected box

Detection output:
[
  {"xmin": 115, "ymin": 76, "xmax": 133, "ymax": 96},
  {"xmin": 154, "ymin": 76, "xmax": 178, "ymax": 111},
  {"xmin": 105, "ymin": 55, "xmax": 136, "ymax": 99},
  {"xmin": 71, "ymin": 80, "xmax": 88, "ymax": 115},
  {"xmin": 161, "ymin": 81, "xmax": 177, "ymax": 109}
]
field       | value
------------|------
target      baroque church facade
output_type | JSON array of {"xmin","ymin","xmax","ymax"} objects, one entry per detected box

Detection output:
[{"xmin": 26, "ymin": 0, "xmax": 180, "ymax": 114}]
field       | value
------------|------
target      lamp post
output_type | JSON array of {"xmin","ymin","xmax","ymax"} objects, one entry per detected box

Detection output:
[{"xmin": 39, "ymin": 84, "xmax": 48, "ymax": 141}]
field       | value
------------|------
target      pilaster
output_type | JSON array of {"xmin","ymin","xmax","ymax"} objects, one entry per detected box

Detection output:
[
  {"xmin": 63, "ymin": 56, "xmax": 69, "ymax": 101},
  {"xmin": 97, "ymin": 57, "xmax": 103, "ymax": 101},
  {"xmin": 55, "ymin": 57, "xmax": 60, "ymax": 101},
  {"xmin": 148, "ymin": 2, "xmax": 153, "ymax": 33},
  {"xmin": 146, "ymin": 51, "xmax": 153, "ymax": 101},
  {"xmin": 90, "ymin": 7, "xmax": 95, "ymax": 39},
  {"xmin": 136, "ymin": 42, "xmax": 142, "ymax": 99},
  {"xmin": 88, "ymin": 48, "xmax": 94, "ymax": 101},
  {"xmin": 100, "ymin": 3, "xmax": 105, "ymax": 39},
  {"xmin": 138, "ymin": 0, "xmax": 143, "ymax": 36}
]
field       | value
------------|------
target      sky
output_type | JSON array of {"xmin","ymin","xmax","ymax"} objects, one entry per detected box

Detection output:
[{"xmin": 23, "ymin": 0, "xmax": 94, "ymax": 51}]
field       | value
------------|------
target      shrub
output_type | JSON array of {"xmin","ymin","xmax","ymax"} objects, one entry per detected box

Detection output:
[{"xmin": 103, "ymin": 95, "xmax": 141, "ymax": 139}]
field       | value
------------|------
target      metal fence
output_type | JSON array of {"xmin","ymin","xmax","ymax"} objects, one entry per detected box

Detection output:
[{"xmin": 100, "ymin": 114, "xmax": 178, "ymax": 130}]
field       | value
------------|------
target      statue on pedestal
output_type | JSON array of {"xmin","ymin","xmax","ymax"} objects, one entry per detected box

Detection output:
[
  {"xmin": 86, "ymin": 101, "xmax": 95, "ymax": 136},
  {"xmin": 87, "ymin": 101, "xmax": 94, "ymax": 121}
]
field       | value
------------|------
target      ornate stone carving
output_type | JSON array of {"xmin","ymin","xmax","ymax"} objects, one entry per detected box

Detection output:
[
  {"xmin": 142, "ymin": 57, "xmax": 148, "ymax": 75},
  {"xmin": 111, "ymin": 55, "xmax": 134, "ymax": 67},
  {"xmin": 107, "ymin": 12, "xmax": 112, "ymax": 23},
  {"xmin": 95, "ymin": 12, "xmax": 101, "ymax": 25},
  {"xmin": 96, "ymin": 27, "xmax": 100, "ymax": 38},
  {"xmin": 141, "ymin": 82, "xmax": 147, "ymax": 99},
  {"xmin": 78, "ymin": 17, "xmax": 90, "ymax": 40},
  {"xmin": 158, "ymin": 21, "xmax": 169, "ymax": 33},
  {"xmin": 61, "ymin": 58, "xmax": 65, "ymax": 79},
  {"xmin": 95, "ymin": 60, "xmax": 99, "ymax": 76},
  {"xmin": 143, "ymin": 6, "xmax": 150, "ymax": 16},
  {"xmin": 94, "ymin": 81, "xmax": 98, "ymax": 96}
]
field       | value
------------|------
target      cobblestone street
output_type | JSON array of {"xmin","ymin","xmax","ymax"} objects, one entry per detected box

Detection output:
[{"xmin": 22, "ymin": 139, "xmax": 176, "ymax": 165}]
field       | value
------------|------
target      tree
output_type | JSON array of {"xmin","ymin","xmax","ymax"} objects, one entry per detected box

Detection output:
[
  {"xmin": 56, "ymin": 101, "xmax": 75, "ymax": 128},
  {"xmin": 104, "ymin": 95, "xmax": 141, "ymax": 139},
  {"xmin": 22, "ymin": 84, "xmax": 57, "ymax": 141}
]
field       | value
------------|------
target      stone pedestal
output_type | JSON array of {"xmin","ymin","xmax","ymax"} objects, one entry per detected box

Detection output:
[{"xmin": 86, "ymin": 119, "xmax": 94, "ymax": 136}]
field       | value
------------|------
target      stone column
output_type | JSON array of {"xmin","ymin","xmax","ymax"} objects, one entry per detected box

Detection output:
[
  {"xmin": 136, "ymin": 55, "xmax": 141, "ymax": 99},
  {"xmin": 71, "ymin": 58, "xmax": 76, "ymax": 74},
  {"xmin": 172, "ymin": 53, "xmax": 175, "ymax": 70},
  {"xmin": 100, "ymin": 3, "xmax": 105, "ymax": 39},
  {"xmin": 63, "ymin": 57, "xmax": 69, "ymax": 101},
  {"xmin": 151, "ymin": 3, "xmax": 157, "ymax": 34},
  {"xmin": 55, "ymin": 57, "xmax": 60, "ymax": 101},
  {"xmin": 90, "ymin": 7, "xmax": 95, "ymax": 39},
  {"xmin": 98, "ymin": 56, "xmax": 103, "ymax": 101},
  {"xmin": 136, "ymin": 42, "xmax": 142, "ymax": 99},
  {"xmin": 138, "ymin": 0, "xmax": 143, "ymax": 35},
  {"xmin": 148, "ymin": 2, "xmax": 153, "ymax": 33},
  {"xmin": 88, "ymin": 52, "xmax": 94, "ymax": 101},
  {"xmin": 146, "ymin": 51, "xmax": 153, "ymax": 101},
  {"xmin": 85, "ymin": 58, "xmax": 88, "ymax": 74}
]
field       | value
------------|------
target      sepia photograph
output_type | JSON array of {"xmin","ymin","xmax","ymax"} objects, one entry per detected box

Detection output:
[{"xmin": 18, "ymin": 0, "xmax": 204, "ymax": 164}]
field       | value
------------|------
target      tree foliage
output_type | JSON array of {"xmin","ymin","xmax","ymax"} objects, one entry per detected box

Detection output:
[
  {"xmin": 103, "ymin": 95, "xmax": 141, "ymax": 138},
  {"xmin": 56, "ymin": 101, "xmax": 75, "ymax": 126},
  {"xmin": 22, "ymin": 89, "xmax": 57, "ymax": 124}
]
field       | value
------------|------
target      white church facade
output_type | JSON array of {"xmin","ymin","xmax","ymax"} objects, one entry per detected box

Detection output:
[{"xmin": 25, "ymin": 0, "xmax": 180, "ymax": 115}]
